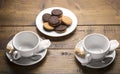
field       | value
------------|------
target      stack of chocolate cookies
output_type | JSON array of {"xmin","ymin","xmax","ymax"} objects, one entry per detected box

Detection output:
[{"xmin": 42, "ymin": 9, "xmax": 72, "ymax": 33}]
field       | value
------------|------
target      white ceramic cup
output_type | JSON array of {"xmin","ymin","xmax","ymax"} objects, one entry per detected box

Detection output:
[
  {"xmin": 10, "ymin": 31, "xmax": 51, "ymax": 60},
  {"xmin": 77, "ymin": 33, "xmax": 119, "ymax": 66}
]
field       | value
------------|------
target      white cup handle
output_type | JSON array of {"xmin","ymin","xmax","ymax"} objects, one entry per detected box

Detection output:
[
  {"xmin": 109, "ymin": 40, "xmax": 119, "ymax": 52},
  {"xmin": 75, "ymin": 45, "xmax": 92, "ymax": 66},
  {"xmin": 6, "ymin": 41, "xmax": 21, "ymax": 60},
  {"xmin": 80, "ymin": 54, "xmax": 91, "ymax": 66},
  {"xmin": 12, "ymin": 51, "xmax": 21, "ymax": 60}
]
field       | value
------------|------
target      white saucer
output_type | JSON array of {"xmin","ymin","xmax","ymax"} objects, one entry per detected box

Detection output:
[
  {"xmin": 75, "ymin": 40, "xmax": 116, "ymax": 68},
  {"xmin": 6, "ymin": 39, "xmax": 47, "ymax": 66},
  {"xmin": 36, "ymin": 7, "xmax": 78, "ymax": 37}
]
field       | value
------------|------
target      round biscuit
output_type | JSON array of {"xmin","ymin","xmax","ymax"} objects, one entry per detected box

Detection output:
[
  {"xmin": 43, "ymin": 22, "xmax": 54, "ymax": 31},
  {"xmin": 61, "ymin": 16, "xmax": 72, "ymax": 26}
]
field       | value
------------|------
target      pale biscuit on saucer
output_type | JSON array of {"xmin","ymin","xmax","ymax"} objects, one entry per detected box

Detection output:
[
  {"xmin": 6, "ymin": 44, "xmax": 14, "ymax": 53},
  {"xmin": 74, "ymin": 48, "xmax": 85, "ymax": 58}
]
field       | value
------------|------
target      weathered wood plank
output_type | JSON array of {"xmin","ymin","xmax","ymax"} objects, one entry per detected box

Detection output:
[
  {"xmin": 0, "ymin": 49, "xmax": 120, "ymax": 74},
  {"xmin": 0, "ymin": 0, "xmax": 120, "ymax": 25},
  {"xmin": 0, "ymin": 26, "xmax": 120, "ymax": 50}
]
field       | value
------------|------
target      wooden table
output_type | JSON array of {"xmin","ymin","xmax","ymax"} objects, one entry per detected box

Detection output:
[{"xmin": 0, "ymin": 0, "xmax": 120, "ymax": 74}]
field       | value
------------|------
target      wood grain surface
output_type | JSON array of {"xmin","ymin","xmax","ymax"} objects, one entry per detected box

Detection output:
[
  {"xmin": 0, "ymin": 49, "xmax": 120, "ymax": 74},
  {"xmin": 0, "ymin": 26, "xmax": 120, "ymax": 74},
  {"xmin": 0, "ymin": 0, "xmax": 120, "ymax": 74},
  {"xmin": 0, "ymin": 26, "xmax": 120, "ymax": 50},
  {"xmin": 0, "ymin": 0, "xmax": 120, "ymax": 25}
]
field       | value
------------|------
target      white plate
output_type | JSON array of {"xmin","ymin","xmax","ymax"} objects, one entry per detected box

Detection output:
[
  {"xmin": 6, "ymin": 39, "xmax": 47, "ymax": 66},
  {"xmin": 75, "ymin": 40, "xmax": 116, "ymax": 68},
  {"xmin": 36, "ymin": 7, "xmax": 78, "ymax": 37}
]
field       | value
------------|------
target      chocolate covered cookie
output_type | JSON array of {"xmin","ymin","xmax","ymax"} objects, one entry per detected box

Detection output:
[
  {"xmin": 52, "ymin": 9, "xmax": 63, "ymax": 17},
  {"xmin": 49, "ymin": 16, "xmax": 60, "ymax": 27},
  {"xmin": 55, "ymin": 24, "xmax": 67, "ymax": 33},
  {"xmin": 42, "ymin": 13, "xmax": 51, "ymax": 22},
  {"xmin": 42, "ymin": 8, "xmax": 73, "ymax": 33}
]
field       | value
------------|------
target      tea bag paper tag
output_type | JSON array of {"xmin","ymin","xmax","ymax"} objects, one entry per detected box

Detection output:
[
  {"xmin": 39, "ymin": 39, "xmax": 51, "ymax": 50},
  {"xmin": 110, "ymin": 40, "xmax": 119, "ymax": 51}
]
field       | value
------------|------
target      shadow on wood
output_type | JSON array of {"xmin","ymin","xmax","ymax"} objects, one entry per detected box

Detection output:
[
  {"xmin": 74, "ymin": 56, "xmax": 116, "ymax": 74},
  {"xmin": 4, "ymin": 51, "xmax": 48, "ymax": 74}
]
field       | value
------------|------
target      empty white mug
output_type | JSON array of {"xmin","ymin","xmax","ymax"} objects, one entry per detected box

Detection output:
[
  {"xmin": 76, "ymin": 33, "xmax": 119, "ymax": 66},
  {"xmin": 7, "ymin": 31, "xmax": 51, "ymax": 60}
]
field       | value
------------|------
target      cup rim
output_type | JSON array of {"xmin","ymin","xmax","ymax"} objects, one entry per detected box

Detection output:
[
  {"xmin": 83, "ymin": 33, "xmax": 110, "ymax": 54},
  {"xmin": 12, "ymin": 31, "xmax": 40, "ymax": 52}
]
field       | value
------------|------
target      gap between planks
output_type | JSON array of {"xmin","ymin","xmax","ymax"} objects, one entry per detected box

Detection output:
[{"xmin": 1, "ymin": 24, "xmax": 120, "ymax": 27}]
